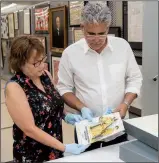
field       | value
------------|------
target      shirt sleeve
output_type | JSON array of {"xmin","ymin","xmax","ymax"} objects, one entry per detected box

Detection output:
[
  {"xmin": 125, "ymin": 43, "xmax": 143, "ymax": 97},
  {"xmin": 56, "ymin": 50, "xmax": 74, "ymax": 96}
]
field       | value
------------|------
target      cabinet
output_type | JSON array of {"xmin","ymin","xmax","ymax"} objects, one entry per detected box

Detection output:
[
  {"xmin": 142, "ymin": 1, "xmax": 158, "ymax": 116},
  {"xmin": 1, "ymin": 80, "xmax": 13, "ymax": 162},
  {"xmin": 1, "ymin": 128, "xmax": 13, "ymax": 162}
]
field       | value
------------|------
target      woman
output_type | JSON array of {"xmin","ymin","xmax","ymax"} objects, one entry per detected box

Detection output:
[{"xmin": 5, "ymin": 35, "xmax": 87, "ymax": 162}]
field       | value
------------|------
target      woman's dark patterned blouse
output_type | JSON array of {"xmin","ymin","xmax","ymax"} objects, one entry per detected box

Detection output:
[{"xmin": 8, "ymin": 71, "xmax": 64, "ymax": 162}]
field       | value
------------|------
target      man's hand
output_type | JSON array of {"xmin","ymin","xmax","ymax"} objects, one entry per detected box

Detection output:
[
  {"xmin": 104, "ymin": 107, "xmax": 113, "ymax": 115},
  {"xmin": 81, "ymin": 107, "xmax": 94, "ymax": 121},
  {"xmin": 113, "ymin": 103, "xmax": 128, "ymax": 119},
  {"xmin": 64, "ymin": 113, "xmax": 84, "ymax": 125}
]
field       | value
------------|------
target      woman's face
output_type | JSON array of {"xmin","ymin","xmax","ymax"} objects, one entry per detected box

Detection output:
[{"xmin": 21, "ymin": 49, "xmax": 47, "ymax": 78}]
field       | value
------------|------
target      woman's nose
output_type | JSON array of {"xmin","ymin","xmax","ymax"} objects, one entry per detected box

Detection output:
[{"xmin": 40, "ymin": 62, "xmax": 45, "ymax": 69}]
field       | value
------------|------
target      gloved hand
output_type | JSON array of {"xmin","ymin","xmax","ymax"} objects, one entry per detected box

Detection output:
[
  {"xmin": 65, "ymin": 143, "xmax": 89, "ymax": 155},
  {"xmin": 104, "ymin": 107, "xmax": 113, "ymax": 115},
  {"xmin": 81, "ymin": 107, "xmax": 94, "ymax": 121},
  {"xmin": 64, "ymin": 113, "xmax": 83, "ymax": 125}
]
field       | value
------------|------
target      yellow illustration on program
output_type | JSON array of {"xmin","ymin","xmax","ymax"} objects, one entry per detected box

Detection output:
[{"xmin": 75, "ymin": 112, "xmax": 125, "ymax": 145}]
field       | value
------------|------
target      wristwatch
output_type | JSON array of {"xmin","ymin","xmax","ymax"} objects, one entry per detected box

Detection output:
[{"xmin": 123, "ymin": 100, "xmax": 130, "ymax": 109}]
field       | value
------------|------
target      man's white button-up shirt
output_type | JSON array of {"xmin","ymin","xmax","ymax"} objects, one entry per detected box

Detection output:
[{"xmin": 57, "ymin": 36, "xmax": 142, "ymax": 118}]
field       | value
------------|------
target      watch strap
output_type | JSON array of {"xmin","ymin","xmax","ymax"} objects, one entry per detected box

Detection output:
[{"xmin": 123, "ymin": 100, "xmax": 130, "ymax": 109}]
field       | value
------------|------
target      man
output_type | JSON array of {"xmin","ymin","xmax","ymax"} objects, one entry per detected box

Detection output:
[
  {"xmin": 53, "ymin": 16, "xmax": 64, "ymax": 48},
  {"xmin": 57, "ymin": 2, "xmax": 142, "ymax": 151}
]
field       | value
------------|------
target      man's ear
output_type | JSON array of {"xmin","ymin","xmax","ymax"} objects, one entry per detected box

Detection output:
[
  {"xmin": 80, "ymin": 23, "xmax": 84, "ymax": 28},
  {"xmin": 107, "ymin": 26, "xmax": 110, "ymax": 35}
]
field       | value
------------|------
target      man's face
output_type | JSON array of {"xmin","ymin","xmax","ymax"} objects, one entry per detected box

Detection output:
[
  {"xmin": 83, "ymin": 23, "xmax": 108, "ymax": 51},
  {"xmin": 56, "ymin": 17, "xmax": 60, "ymax": 29}
]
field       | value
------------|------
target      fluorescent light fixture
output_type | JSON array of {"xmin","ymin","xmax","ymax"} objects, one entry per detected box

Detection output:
[
  {"xmin": 1, "ymin": 3, "xmax": 17, "ymax": 11},
  {"xmin": 71, "ymin": 1, "xmax": 79, "ymax": 4}
]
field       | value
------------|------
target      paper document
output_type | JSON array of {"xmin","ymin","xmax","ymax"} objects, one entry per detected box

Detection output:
[{"xmin": 76, "ymin": 112, "xmax": 125, "ymax": 145}]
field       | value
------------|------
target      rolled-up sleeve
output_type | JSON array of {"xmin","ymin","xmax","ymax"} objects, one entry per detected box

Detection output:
[
  {"xmin": 56, "ymin": 51, "xmax": 74, "ymax": 96},
  {"xmin": 125, "ymin": 43, "xmax": 143, "ymax": 97}
]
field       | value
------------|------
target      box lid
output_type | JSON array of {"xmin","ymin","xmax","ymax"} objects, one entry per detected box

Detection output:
[{"xmin": 123, "ymin": 114, "xmax": 158, "ymax": 150}]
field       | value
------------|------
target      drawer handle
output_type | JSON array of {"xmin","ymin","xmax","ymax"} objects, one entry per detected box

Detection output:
[{"xmin": 153, "ymin": 75, "xmax": 158, "ymax": 81}]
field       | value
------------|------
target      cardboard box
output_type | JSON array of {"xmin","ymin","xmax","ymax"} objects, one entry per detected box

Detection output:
[
  {"xmin": 123, "ymin": 114, "xmax": 158, "ymax": 150},
  {"xmin": 119, "ymin": 140, "xmax": 158, "ymax": 162}
]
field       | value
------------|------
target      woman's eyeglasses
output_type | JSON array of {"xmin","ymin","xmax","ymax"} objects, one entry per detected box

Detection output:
[{"xmin": 32, "ymin": 54, "xmax": 47, "ymax": 67}]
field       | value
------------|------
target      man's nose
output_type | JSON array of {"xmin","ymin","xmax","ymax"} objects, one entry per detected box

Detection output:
[{"xmin": 94, "ymin": 36, "xmax": 100, "ymax": 42}]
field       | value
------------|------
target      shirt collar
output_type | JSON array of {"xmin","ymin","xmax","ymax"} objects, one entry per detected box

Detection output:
[{"xmin": 83, "ymin": 36, "xmax": 114, "ymax": 54}]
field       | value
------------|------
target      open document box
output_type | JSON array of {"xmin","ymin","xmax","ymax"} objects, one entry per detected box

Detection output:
[{"xmin": 76, "ymin": 112, "xmax": 125, "ymax": 145}]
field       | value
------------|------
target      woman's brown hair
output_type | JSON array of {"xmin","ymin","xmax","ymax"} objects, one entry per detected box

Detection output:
[{"xmin": 8, "ymin": 35, "xmax": 45, "ymax": 72}]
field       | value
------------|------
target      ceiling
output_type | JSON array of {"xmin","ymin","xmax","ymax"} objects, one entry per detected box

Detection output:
[
  {"xmin": 1, "ymin": 1, "xmax": 43, "ymax": 6},
  {"xmin": 1, "ymin": 1, "xmax": 43, "ymax": 14}
]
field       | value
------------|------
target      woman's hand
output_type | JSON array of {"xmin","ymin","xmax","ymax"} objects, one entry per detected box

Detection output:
[{"xmin": 65, "ymin": 143, "xmax": 89, "ymax": 155}]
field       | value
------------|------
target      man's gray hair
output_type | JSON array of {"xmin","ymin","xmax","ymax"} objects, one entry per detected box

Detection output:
[{"xmin": 81, "ymin": 1, "xmax": 112, "ymax": 25}]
